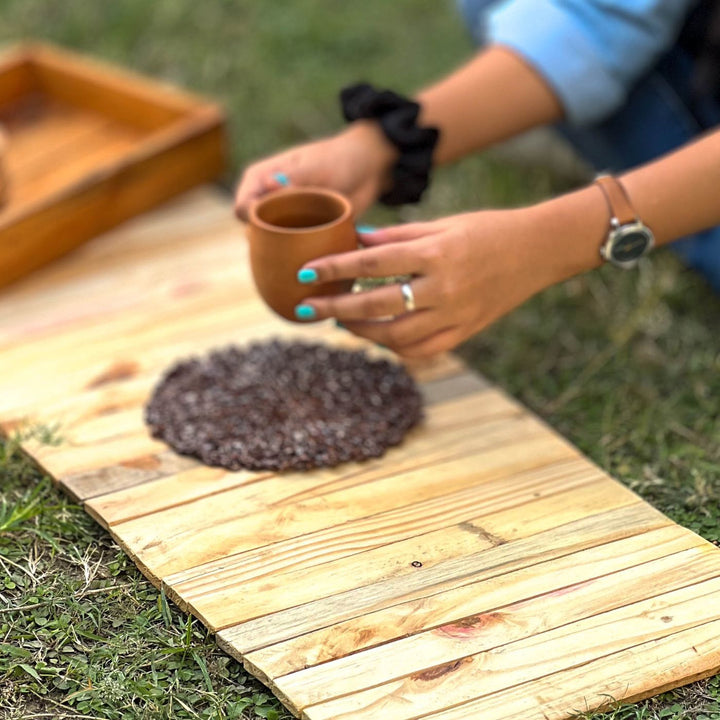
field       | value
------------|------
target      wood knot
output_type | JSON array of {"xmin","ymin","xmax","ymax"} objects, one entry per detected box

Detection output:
[
  {"xmin": 436, "ymin": 612, "xmax": 505, "ymax": 638},
  {"xmin": 411, "ymin": 657, "xmax": 473, "ymax": 683},
  {"xmin": 87, "ymin": 361, "xmax": 139, "ymax": 389}
]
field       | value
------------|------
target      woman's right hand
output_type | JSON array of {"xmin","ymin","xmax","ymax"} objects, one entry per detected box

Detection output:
[{"xmin": 234, "ymin": 120, "xmax": 398, "ymax": 221}]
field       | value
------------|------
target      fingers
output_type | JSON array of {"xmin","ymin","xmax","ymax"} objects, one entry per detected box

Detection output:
[
  {"xmin": 235, "ymin": 165, "xmax": 287, "ymax": 221},
  {"xmin": 394, "ymin": 327, "xmax": 462, "ymax": 359},
  {"xmin": 301, "ymin": 239, "xmax": 438, "ymax": 284},
  {"xmin": 341, "ymin": 312, "xmax": 459, "ymax": 357},
  {"xmin": 305, "ymin": 278, "xmax": 431, "ymax": 321},
  {"xmin": 356, "ymin": 222, "xmax": 441, "ymax": 247}
]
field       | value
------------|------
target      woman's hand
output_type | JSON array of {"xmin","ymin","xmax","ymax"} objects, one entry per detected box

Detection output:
[
  {"xmin": 234, "ymin": 121, "xmax": 398, "ymax": 220},
  {"xmin": 294, "ymin": 208, "xmax": 564, "ymax": 358}
]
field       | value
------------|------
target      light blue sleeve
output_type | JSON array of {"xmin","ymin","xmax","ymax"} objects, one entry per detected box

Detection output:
[{"xmin": 484, "ymin": 0, "xmax": 697, "ymax": 125}]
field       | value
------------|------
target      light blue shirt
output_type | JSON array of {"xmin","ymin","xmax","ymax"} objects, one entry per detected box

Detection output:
[{"xmin": 461, "ymin": 0, "xmax": 699, "ymax": 124}]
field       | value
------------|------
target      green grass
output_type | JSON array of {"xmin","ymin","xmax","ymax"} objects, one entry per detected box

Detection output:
[{"xmin": 1, "ymin": 1, "xmax": 719, "ymax": 718}]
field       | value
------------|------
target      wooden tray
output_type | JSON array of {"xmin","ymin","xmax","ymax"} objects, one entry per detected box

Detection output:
[{"xmin": 0, "ymin": 42, "xmax": 227, "ymax": 288}]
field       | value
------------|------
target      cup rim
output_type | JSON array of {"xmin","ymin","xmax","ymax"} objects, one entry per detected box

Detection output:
[{"xmin": 248, "ymin": 186, "xmax": 353, "ymax": 234}]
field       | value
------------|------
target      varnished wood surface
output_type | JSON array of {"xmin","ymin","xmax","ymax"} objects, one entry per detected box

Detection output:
[
  {"xmin": 1, "ymin": 187, "xmax": 718, "ymax": 719},
  {"xmin": 0, "ymin": 42, "xmax": 226, "ymax": 288}
]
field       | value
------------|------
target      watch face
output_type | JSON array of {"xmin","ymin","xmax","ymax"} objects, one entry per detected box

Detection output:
[{"xmin": 610, "ymin": 228, "xmax": 653, "ymax": 263}]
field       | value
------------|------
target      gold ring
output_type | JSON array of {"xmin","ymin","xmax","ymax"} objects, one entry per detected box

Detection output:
[{"xmin": 400, "ymin": 282, "xmax": 416, "ymax": 312}]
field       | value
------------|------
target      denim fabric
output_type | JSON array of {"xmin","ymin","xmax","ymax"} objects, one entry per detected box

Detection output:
[{"xmin": 456, "ymin": 0, "xmax": 720, "ymax": 291}]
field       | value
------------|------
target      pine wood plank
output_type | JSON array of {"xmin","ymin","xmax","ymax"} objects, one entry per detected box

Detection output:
[
  {"xmin": 62, "ymin": 450, "xmax": 199, "ymax": 504},
  {"xmin": 40, "ymin": 367, "xmax": 472, "ymax": 504},
  {"xmin": 85, "ymin": 466, "xmax": 269, "ymax": 529},
  {"xmin": 167, "ymin": 456, "xmax": 592, "ymax": 593},
  {"xmin": 419, "ymin": 371, "xmax": 488, "ymax": 404},
  {"xmin": 0, "ymin": 188, "xmax": 234, "ymax": 346},
  {"xmin": 216, "ymin": 502, "xmax": 668, "ymax": 654},
  {"xmin": 111, "ymin": 419, "xmax": 576, "ymax": 582},
  {"xmin": 275, "ymin": 544, "xmax": 720, "ymax": 709},
  {"xmin": 43, "ymin": 381, "xmax": 503, "ymax": 466},
  {"xmin": 30, "ymin": 431, "xmax": 168, "ymax": 479},
  {"xmin": 241, "ymin": 524, "xmax": 705, "ymax": 679},
  {"xmin": 301, "ymin": 575, "xmax": 720, "ymax": 720},
  {"xmin": 0, "ymin": 294, "xmax": 423, "ymax": 422},
  {"xmin": 170, "ymin": 462, "xmax": 624, "ymax": 631},
  {"xmin": 2, "ymin": 187, "xmax": 718, "ymax": 720},
  {"xmin": 87, "ymin": 389, "xmax": 513, "ymax": 526},
  {"xmin": 329, "ymin": 619, "xmax": 720, "ymax": 720}
]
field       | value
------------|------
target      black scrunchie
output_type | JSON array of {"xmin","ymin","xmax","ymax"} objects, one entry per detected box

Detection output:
[{"xmin": 340, "ymin": 83, "xmax": 439, "ymax": 206}]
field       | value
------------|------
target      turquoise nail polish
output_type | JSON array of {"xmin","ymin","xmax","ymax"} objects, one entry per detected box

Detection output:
[
  {"xmin": 356, "ymin": 224, "xmax": 377, "ymax": 234},
  {"xmin": 334, "ymin": 320, "xmax": 346, "ymax": 330},
  {"xmin": 297, "ymin": 268, "xmax": 318, "ymax": 284},
  {"xmin": 294, "ymin": 304, "xmax": 316, "ymax": 321},
  {"xmin": 273, "ymin": 172, "xmax": 290, "ymax": 187}
]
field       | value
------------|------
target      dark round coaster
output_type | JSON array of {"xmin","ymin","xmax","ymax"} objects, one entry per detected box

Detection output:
[{"xmin": 145, "ymin": 340, "xmax": 424, "ymax": 472}]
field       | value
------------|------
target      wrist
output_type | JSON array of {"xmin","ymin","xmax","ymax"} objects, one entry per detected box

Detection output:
[
  {"xmin": 528, "ymin": 184, "xmax": 608, "ymax": 286},
  {"xmin": 341, "ymin": 119, "xmax": 399, "ymax": 182}
]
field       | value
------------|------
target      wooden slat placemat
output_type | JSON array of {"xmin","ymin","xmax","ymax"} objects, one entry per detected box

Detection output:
[{"xmin": 1, "ymin": 187, "xmax": 719, "ymax": 720}]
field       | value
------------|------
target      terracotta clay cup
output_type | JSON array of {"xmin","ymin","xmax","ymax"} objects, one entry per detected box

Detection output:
[{"xmin": 247, "ymin": 186, "xmax": 357, "ymax": 322}]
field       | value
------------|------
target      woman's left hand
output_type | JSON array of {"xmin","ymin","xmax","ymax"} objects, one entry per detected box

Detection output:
[{"xmin": 295, "ymin": 208, "xmax": 560, "ymax": 358}]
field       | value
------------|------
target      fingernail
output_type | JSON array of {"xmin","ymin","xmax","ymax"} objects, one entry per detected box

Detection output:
[
  {"xmin": 273, "ymin": 172, "xmax": 290, "ymax": 187},
  {"xmin": 294, "ymin": 304, "xmax": 316, "ymax": 321},
  {"xmin": 297, "ymin": 268, "xmax": 318, "ymax": 284},
  {"xmin": 356, "ymin": 224, "xmax": 377, "ymax": 234}
]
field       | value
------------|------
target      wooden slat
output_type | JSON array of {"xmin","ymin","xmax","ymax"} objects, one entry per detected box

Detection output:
[
  {"xmin": 324, "ymin": 619, "xmax": 720, "ymax": 720},
  {"xmin": 275, "ymin": 545, "xmax": 720, "ymax": 709},
  {"xmin": 63, "ymin": 450, "xmax": 199, "ymax": 504},
  {"xmin": 112, "ymin": 418, "xmax": 576, "ymax": 581},
  {"xmin": 42, "ymin": 381, "xmax": 503, "ymax": 466},
  {"xmin": 87, "ymin": 389, "xmax": 513, "ymax": 525},
  {"xmin": 241, "ymin": 524, "xmax": 705, "ymax": 679},
  {"xmin": 216, "ymin": 502, "xmax": 668, "ymax": 654},
  {"xmin": 301, "ymin": 575, "xmax": 720, "ymax": 720},
  {"xmin": 172, "ymin": 464, "xmax": 628, "ymax": 631},
  {"xmin": 1, "ymin": 187, "xmax": 719, "ymax": 720}
]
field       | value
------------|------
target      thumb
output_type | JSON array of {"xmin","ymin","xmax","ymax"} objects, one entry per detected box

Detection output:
[{"xmin": 234, "ymin": 168, "xmax": 286, "ymax": 220}]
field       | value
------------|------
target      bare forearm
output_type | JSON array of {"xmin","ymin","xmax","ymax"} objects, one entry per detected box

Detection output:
[
  {"xmin": 532, "ymin": 127, "xmax": 720, "ymax": 284},
  {"xmin": 622, "ymin": 130, "xmax": 720, "ymax": 246},
  {"xmin": 416, "ymin": 45, "xmax": 564, "ymax": 164}
]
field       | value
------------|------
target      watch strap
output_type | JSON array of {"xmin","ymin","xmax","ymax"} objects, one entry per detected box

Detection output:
[{"xmin": 595, "ymin": 175, "xmax": 637, "ymax": 226}]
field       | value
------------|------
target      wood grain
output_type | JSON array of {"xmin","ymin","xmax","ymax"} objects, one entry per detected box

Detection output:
[
  {"xmin": 242, "ymin": 524, "xmax": 705, "ymax": 679},
  {"xmin": 172, "ymin": 463, "xmax": 629, "ymax": 631},
  {"xmin": 1, "ymin": 187, "xmax": 718, "ymax": 720},
  {"xmin": 216, "ymin": 503, "xmax": 668, "ymax": 655},
  {"xmin": 88, "ymin": 389, "xmax": 513, "ymax": 527},
  {"xmin": 308, "ymin": 619, "xmax": 720, "ymax": 720},
  {"xmin": 279, "ymin": 544, "xmax": 720, "ymax": 709},
  {"xmin": 0, "ymin": 42, "xmax": 226, "ymax": 289},
  {"xmin": 112, "ymin": 419, "xmax": 576, "ymax": 582},
  {"xmin": 302, "ymin": 575, "xmax": 720, "ymax": 720}
]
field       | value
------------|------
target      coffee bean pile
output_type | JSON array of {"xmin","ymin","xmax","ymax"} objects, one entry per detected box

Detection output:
[{"xmin": 145, "ymin": 340, "xmax": 424, "ymax": 472}]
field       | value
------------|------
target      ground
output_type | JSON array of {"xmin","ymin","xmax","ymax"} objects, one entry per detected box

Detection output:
[{"xmin": 1, "ymin": 1, "xmax": 719, "ymax": 718}]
